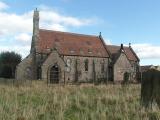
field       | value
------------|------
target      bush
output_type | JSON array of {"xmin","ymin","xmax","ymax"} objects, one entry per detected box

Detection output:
[{"xmin": 0, "ymin": 51, "xmax": 21, "ymax": 78}]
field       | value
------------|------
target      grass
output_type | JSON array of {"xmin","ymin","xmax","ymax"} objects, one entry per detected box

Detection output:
[{"xmin": 0, "ymin": 81, "xmax": 159, "ymax": 120}]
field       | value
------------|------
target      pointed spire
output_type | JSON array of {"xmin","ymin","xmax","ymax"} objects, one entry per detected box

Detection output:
[
  {"xmin": 30, "ymin": 8, "xmax": 39, "ymax": 53},
  {"xmin": 33, "ymin": 8, "xmax": 39, "ymax": 21},
  {"xmin": 33, "ymin": 8, "xmax": 39, "ymax": 35}
]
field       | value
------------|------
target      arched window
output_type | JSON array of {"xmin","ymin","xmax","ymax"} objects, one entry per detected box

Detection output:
[
  {"xmin": 84, "ymin": 59, "xmax": 88, "ymax": 71},
  {"xmin": 50, "ymin": 64, "xmax": 59, "ymax": 83},
  {"xmin": 66, "ymin": 58, "xmax": 71, "ymax": 72}
]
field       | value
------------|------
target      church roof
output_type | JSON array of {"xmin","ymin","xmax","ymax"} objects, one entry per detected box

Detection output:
[
  {"xmin": 37, "ymin": 29, "xmax": 109, "ymax": 57},
  {"xmin": 106, "ymin": 45, "xmax": 139, "ymax": 62}
]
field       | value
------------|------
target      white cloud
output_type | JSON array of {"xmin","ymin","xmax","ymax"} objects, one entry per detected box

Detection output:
[
  {"xmin": 0, "ymin": 4, "xmax": 97, "ymax": 35},
  {"xmin": 0, "ymin": 2, "xmax": 98, "ymax": 58},
  {"xmin": 132, "ymin": 43, "xmax": 160, "ymax": 59},
  {"xmin": 0, "ymin": 1, "xmax": 8, "ymax": 10},
  {"xmin": 0, "ymin": 12, "xmax": 33, "ymax": 35},
  {"xmin": 104, "ymin": 38, "xmax": 112, "ymax": 45},
  {"xmin": 0, "ymin": 5, "xmax": 96, "ymax": 36},
  {"xmin": 0, "ymin": 45, "xmax": 30, "ymax": 58},
  {"xmin": 39, "ymin": 7, "xmax": 96, "ymax": 28},
  {"xmin": 15, "ymin": 33, "xmax": 31, "ymax": 42}
]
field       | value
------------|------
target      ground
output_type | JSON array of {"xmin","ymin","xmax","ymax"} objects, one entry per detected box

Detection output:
[{"xmin": 0, "ymin": 80, "xmax": 159, "ymax": 120}]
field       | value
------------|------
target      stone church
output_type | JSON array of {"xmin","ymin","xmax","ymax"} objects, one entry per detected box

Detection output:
[{"xmin": 16, "ymin": 9, "xmax": 140, "ymax": 83}]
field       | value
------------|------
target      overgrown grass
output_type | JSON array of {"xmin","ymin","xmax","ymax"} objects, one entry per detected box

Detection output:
[{"xmin": 0, "ymin": 81, "xmax": 159, "ymax": 120}]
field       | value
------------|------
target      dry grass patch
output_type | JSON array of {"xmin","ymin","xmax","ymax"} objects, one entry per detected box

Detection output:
[{"xmin": 0, "ymin": 81, "xmax": 159, "ymax": 120}]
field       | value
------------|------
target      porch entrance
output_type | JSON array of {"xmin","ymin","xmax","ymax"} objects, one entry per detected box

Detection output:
[{"xmin": 50, "ymin": 65, "xmax": 59, "ymax": 83}]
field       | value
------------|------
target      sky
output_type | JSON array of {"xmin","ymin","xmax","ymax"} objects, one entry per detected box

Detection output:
[{"xmin": 0, "ymin": 0, "xmax": 160, "ymax": 65}]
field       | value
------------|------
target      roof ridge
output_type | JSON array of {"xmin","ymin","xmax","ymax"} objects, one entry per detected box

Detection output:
[
  {"xmin": 39, "ymin": 28, "xmax": 98, "ymax": 38},
  {"xmin": 106, "ymin": 44, "xmax": 139, "ymax": 62},
  {"xmin": 106, "ymin": 45, "xmax": 129, "ymax": 48},
  {"xmin": 98, "ymin": 35, "xmax": 111, "ymax": 58},
  {"xmin": 129, "ymin": 46, "xmax": 140, "ymax": 62}
]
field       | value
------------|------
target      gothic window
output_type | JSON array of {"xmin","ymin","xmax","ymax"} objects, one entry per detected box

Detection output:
[
  {"xmin": 50, "ymin": 64, "xmax": 59, "ymax": 83},
  {"xmin": 134, "ymin": 64, "xmax": 138, "ymax": 72},
  {"xmin": 101, "ymin": 63, "xmax": 105, "ymax": 73},
  {"xmin": 66, "ymin": 58, "xmax": 71, "ymax": 72},
  {"xmin": 84, "ymin": 59, "xmax": 88, "ymax": 71},
  {"xmin": 131, "ymin": 63, "xmax": 136, "ymax": 72}
]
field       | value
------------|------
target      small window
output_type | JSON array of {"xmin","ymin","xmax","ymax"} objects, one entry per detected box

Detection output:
[
  {"xmin": 69, "ymin": 49, "xmax": 75, "ymax": 53},
  {"xmin": 101, "ymin": 63, "xmax": 105, "ymax": 73},
  {"xmin": 133, "ymin": 64, "xmax": 137, "ymax": 72},
  {"xmin": 88, "ymin": 49, "xmax": 92, "ymax": 54},
  {"xmin": 84, "ymin": 59, "xmax": 88, "ymax": 71}
]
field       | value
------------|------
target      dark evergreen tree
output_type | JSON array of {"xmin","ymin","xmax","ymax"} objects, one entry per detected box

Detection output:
[{"xmin": 0, "ymin": 51, "xmax": 21, "ymax": 78}]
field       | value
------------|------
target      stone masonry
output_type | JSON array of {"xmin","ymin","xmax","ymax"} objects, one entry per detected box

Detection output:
[{"xmin": 16, "ymin": 9, "xmax": 140, "ymax": 84}]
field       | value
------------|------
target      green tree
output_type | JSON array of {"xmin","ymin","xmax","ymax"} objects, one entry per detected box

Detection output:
[{"xmin": 0, "ymin": 51, "xmax": 21, "ymax": 78}]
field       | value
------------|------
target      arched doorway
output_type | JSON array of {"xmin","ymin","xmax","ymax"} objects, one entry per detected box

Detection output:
[
  {"xmin": 37, "ymin": 67, "xmax": 42, "ymax": 79},
  {"xmin": 50, "ymin": 64, "xmax": 59, "ymax": 83}
]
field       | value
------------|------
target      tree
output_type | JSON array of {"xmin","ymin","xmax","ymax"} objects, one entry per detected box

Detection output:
[{"xmin": 0, "ymin": 51, "xmax": 21, "ymax": 78}]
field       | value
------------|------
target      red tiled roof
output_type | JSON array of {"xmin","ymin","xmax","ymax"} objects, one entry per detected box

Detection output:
[
  {"xmin": 106, "ymin": 45, "xmax": 139, "ymax": 61},
  {"xmin": 37, "ymin": 29, "xmax": 109, "ymax": 57}
]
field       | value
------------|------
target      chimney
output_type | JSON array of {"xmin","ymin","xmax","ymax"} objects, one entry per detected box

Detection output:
[
  {"xmin": 121, "ymin": 43, "xmax": 124, "ymax": 50},
  {"xmin": 99, "ymin": 32, "xmax": 102, "ymax": 38},
  {"xmin": 99, "ymin": 32, "xmax": 101, "ymax": 36},
  {"xmin": 129, "ymin": 43, "xmax": 131, "ymax": 48}
]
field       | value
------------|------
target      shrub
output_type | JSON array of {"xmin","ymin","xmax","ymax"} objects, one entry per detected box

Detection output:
[{"xmin": 0, "ymin": 51, "xmax": 21, "ymax": 78}]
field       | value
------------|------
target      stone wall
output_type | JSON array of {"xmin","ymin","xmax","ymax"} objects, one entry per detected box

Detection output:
[
  {"xmin": 16, "ymin": 54, "xmax": 33, "ymax": 80},
  {"xmin": 16, "ymin": 47, "xmax": 138, "ymax": 83},
  {"xmin": 41, "ymin": 49, "xmax": 109, "ymax": 83},
  {"xmin": 64, "ymin": 56, "xmax": 109, "ymax": 83},
  {"xmin": 16, "ymin": 49, "xmax": 138, "ymax": 83},
  {"xmin": 113, "ymin": 53, "xmax": 133, "ymax": 82}
]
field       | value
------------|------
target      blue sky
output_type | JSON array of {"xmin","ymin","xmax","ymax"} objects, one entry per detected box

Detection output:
[{"xmin": 0, "ymin": 0, "xmax": 160, "ymax": 65}]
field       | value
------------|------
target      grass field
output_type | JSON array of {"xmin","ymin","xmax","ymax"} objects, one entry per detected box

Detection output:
[{"xmin": 0, "ymin": 81, "xmax": 159, "ymax": 120}]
